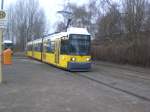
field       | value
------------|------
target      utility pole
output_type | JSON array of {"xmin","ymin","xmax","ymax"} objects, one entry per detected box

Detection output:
[
  {"xmin": 0, "ymin": 0, "xmax": 4, "ymax": 83},
  {"xmin": 57, "ymin": 11, "xmax": 72, "ymax": 31},
  {"xmin": 1, "ymin": 0, "xmax": 3, "ymax": 9}
]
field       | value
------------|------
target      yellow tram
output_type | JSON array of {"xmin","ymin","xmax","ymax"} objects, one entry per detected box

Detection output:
[{"xmin": 26, "ymin": 27, "xmax": 91, "ymax": 71}]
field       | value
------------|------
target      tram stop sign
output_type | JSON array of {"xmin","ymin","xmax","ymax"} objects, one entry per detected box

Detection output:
[
  {"xmin": 0, "ymin": 10, "xmax": 7, "ymax": 29},
  {"xmin": 0, "ymin": 11, "xmax": 6, "ymax": 19}
]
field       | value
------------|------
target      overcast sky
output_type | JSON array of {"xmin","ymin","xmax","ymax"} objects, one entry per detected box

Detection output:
[
  {"xmin": 39, "ymin": 0, "xmax": 88, "ymax": 30},
  {"xmin": 3, "ymin": 0, "xmax": 88, "ymax": 32}
]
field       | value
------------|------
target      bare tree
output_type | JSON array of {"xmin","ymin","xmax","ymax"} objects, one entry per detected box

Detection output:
[
  {"xmin": 55, "ymin": 3, "xmax": 91, "ymax": 32},
  {"xmin": 55, "ymin": 22, "xmax": 66, "ymax": 32},
  {"xmin": 143, "ymin": 2, "xmax": 150, "ymax": 31},
  {"xmin": 96, "ymin": 3, "xmax": 121, "ymax": 38},
  {"xmin": 87, "ymin": 0, "xmax": 100, "ymax": 37},
  {"xmin": 6, "ymin": 5, "xmax": 14, "ymax": 42},
  {"xmin": 10, "ymin": 0, "xmax": 46, "ymax": 51},
  {"xmin": 68, "ymin": 4, "xmax": 90, "ymax": 28},
  {"xmin": 122, "ymin": 0, "xmax": 146, "ymax": 33}
]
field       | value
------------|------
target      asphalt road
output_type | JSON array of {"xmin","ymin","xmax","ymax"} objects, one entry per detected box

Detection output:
[{"xmin": 0, "ymin": 56, "xmax": 150, "ymax": 112}]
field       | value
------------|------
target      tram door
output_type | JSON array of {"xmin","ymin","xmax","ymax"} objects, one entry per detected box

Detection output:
[{"xmin": 55, "ymin": 39, "xmax": 60, "ymax": 64}]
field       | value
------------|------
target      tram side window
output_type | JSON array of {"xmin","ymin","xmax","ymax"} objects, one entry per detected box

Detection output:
[
  {"xmin": 36, "ymin": 43, "xmax": 41, "ymax": 52},
  {"xmin": 47, "ymin": 41, "xmax": 52, "ymax": 53},
  {"xmin": 38, "ymin": 43, "xmax": 42, "ymax": 51},
  {"xmin": 43, "ymin": 40, "xmax": 55, "ymax": 53},
  {"xmin": 61, "ymin": 39, "xmax": 68, "ymax": 54},
  {"xmin": 27, "ymin": 45, "xmax": 29, "ymax": 51},
  {"xmin": 33, "ymin": 44, "xmax": 35, "ymax": 51},
  {"xmin": 29, "ymin": 45, "xmax": 32, "ymax": 51},
  {"xmin": 30, "ymin": 45, "xmax": 33, "ymax": 51},
  {"xmin": 47, "ymin": 41, "xmax": 55, "ymax": 53},
  {"xmin": 27, "ymin": 45, "xmax": 32, "ymax": 51},
  {"xmin": 43, "ymin": 42, "xmax": 47, "ymax": 52},
  {"xmin": 34, "ymin": 43, "xmax": 41, "ymax": 52},
  {"xmin": 34, "ymin": 44, "xmax": 38, "ymax": 51}
]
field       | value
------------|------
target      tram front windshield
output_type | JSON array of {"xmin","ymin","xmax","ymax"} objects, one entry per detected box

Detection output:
[{"xmin": 69, "ymin": 34, "xmax": 90, "ymax": 55}]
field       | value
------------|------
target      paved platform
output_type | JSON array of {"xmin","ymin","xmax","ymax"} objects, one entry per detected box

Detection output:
[{"xmin": 0, "ymin": 57, "xmax": 150, "ymax": 112}]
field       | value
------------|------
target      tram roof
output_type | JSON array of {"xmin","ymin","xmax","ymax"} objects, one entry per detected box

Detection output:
[
  {"xmin": 32, "ymin": 38, "xmax": 42, "ymax": 44},
  {"xmin": 27, "ymin": 38, "xmax": 42, "ymax": 45},
  {"xmin": 44, "ymin": 27, "xmax": 90, "ymax": 40},
  {"xmin": 67, "ymin": 27, "xmax": 90, "ymax": 35},
  {"xmin": 27, "ymin": 27, "xmax": 90, "ymax": 43},
  {"xmin": 44, "ymin": 32, "xmax": 67, "ymax": 40}
]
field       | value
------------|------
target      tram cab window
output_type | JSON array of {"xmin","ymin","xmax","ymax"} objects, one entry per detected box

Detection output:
[{"xmin": 69, "ymin": 34, "xmax": 90, "ymax": 55}]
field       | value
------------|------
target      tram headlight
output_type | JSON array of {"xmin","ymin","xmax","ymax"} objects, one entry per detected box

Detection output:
[
  {"xmin": 86, "ymin": 57, "xmax": 91, "ymax": 61},
  {"xmin": 71, "ymin": 57, "xmax": 76, "ymax": 61}
]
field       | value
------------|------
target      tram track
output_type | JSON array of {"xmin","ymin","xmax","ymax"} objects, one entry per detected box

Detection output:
[
  {"xmin": 93, "ymin": 62, "xmax": 150, "ymax": 81},
  {"xmin": 93, "ymin": 61, "xmax": 150, "ymax": 74},
  {"xmin": 69, "ymin": 72, "xmax": 150, "ymax": 102}
]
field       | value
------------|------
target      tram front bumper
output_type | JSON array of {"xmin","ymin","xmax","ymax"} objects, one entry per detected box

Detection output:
[{"xmin": 68, "ymin": 62, "xmax": 91, "ymax": 71}]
